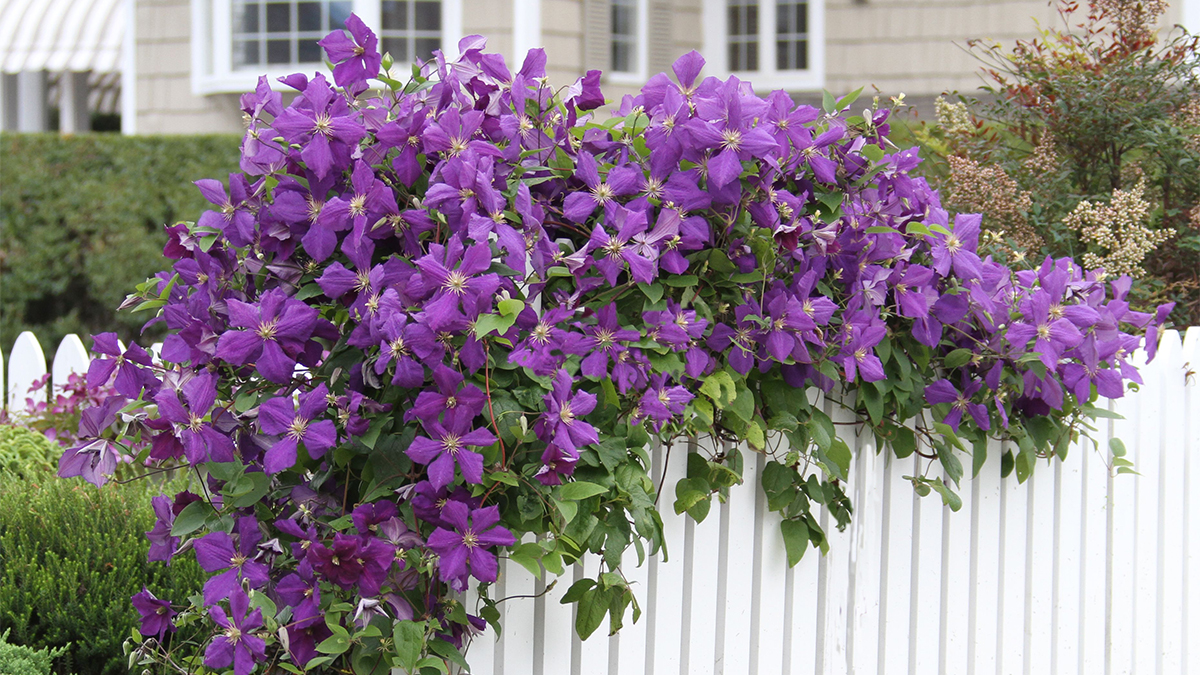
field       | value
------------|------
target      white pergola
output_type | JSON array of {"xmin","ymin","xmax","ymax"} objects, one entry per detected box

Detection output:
[{"xmin": 0, "ymin": 0, "xmax": 133, "ymax": 133}]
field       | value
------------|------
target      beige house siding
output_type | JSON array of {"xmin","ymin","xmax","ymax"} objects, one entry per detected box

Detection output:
[
  {"xmin": 130, "ymin": 0, "xmax": 1189, "ymax": 134},
  {"xmin": 136, "ymin": 0, "xmax": 242, "ymax": 134},
  {"xmin": 824, "ymin": 0, "xmax": 1189, "ymax": 100}
]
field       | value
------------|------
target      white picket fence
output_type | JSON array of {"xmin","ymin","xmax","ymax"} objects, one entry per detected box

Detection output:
[{"xmin": 4, "ymin": 329, "xmax": 1199, "ymax": 674}]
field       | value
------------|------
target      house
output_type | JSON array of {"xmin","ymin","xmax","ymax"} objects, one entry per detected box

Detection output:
[{"xmin": 2, "ymin": 0, "xmax": 1198, "ymax": 134}]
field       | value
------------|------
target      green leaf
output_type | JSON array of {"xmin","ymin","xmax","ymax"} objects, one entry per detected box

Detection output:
[
  {"xmin": 780, "ymin": 518, "xmax": 810, "ymax": 567},
  {"xmin": 699, "ymin": 370, "xmax": 737, "ymax": 408},
  {"xmin": 822, "ymin": 90, "xmax": 837, "ymax": 114},
  {"xmin": 317, "ymin": 629, "xmax": 352, "ymax": 655},
  {"xmin": 498, "ymin": 298, "xmax": 526, "ymax": 316},
  {"xmin": 637, "ymin": 282, "xmax": 664, "ymax": 303},
  {"xmin": 553, "ymin": 498, "xmax": 578, "ymax": 525},
  {"xmin": 937, "ymin": 444, "xmax": 964, "ymax": 487},
  {"xmin": 971, "ymin": 436, "xmax": 988, "ymax": 478},
  {"xmin": 1109, "ymin": 437, "xmax": 1127, "ymax": 457},
  {"xmin": 427, "ymin": 640, "xmax": 470, "ymax": 671},
  {"xmin": 825, "ymin": 439, "xmax": 852, "ymax": 482},
  {"xmin": 943, "ymin": 348, "xmax": 974, "ymax": 369},
  {"xmin": 673, "ymin": 477, "xmax": 710, "ymax": 515},
  {"xmin": 727, "ymin": 382, "xmax": 755, "ymax": 423},
  {"xmin": 415, "ymin": 656, "xmax": 449, "ymax": 674},
  {"xmin": 891, "ymin": 425, "xmax": 916, "ymax": 459},
  {"xmin": 560, "ymin": 481, "xmax": 608, "ymax": 501},
  {"xmin": 170, "ymin": 501, "xmax": 213, "ymax": 537},
  {"xmin": 928, "ymin": 478, "xmax": 963, "ymax": 511},
  {"xmin": 509, "ymin": 542, "xmax": 544, "ymax": 577},
  {"xmin": 561, "ymin": 578, "xmax": 597, "ymax": 604},
  {"xmin": 575, "ymin": 588, "xmax": 611, "ymax": 640},
  {"xmin": 473, "ymin": 312, "xmax": 519, "ymax": 339},
  {"xmin": 661, "ymin": 274, "xmax": 699, "ymax": 288}
]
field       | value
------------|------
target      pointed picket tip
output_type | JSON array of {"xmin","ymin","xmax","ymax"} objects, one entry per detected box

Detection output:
[
  {"xmin": 7, "ymin": 331, "xmax": 47, "ymax": 412},
  {"xmin": 1182, "ymin": 326, "xmax": 1200, "ymax": 362},
  {"xmin": 52, "ymin": 334, "xmax": 90, "ymax": 388},
  {"xmin": 1154, "ymin": 329, "xmax": 1183, "ymax": 369}
]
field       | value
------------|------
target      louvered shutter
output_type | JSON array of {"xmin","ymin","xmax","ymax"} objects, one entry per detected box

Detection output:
[
  {"xmin": 646, "ymin": 0, "xmax": 676, "ymax": 75},
  {"xmin": 582, "ymin": 0, "xmax": 612, "ymax": 72}
]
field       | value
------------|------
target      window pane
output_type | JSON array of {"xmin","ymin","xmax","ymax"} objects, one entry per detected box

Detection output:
[
  {"xmin": 415, "ymin": 37, "xmax": 440, "ymax": 60},
  {"xmin": 297, "ymin": 2, "xmax": 322, "ymax": 31},
  {"xmin": 775, "ymin": 1, "xmax": 807, "ymax": 71},
  {"xmin": 382, "ymin": 1, "xmax": 409, "ymax": 29},
  {"xmin": 415, "ymin": 1, "xmax": 441, "ymax": 30},
  {"xmin": 267, "ymin": 38, "xmax": 291, "ymax": 63},
  {"xmin": 299, "ymin": 40, "xmax": 322, "ymax": 62},
  {"xmin": 382, "ymin": 36, "xmax": 410, "ymax": 61},
  {"xmin": 234, "ymin": 39, "xmax": 261, "ymax": 66},
  {"xmin": 795, "ymin": 4, "xmax": 807, "ymax": 33},
  {"xmin": 235, "ymin": 2, "xmax": 261, "ymax": 33},
  {"xmin": 329, "ymin": 1, "xmax": 353, "ymax": 27},
  {"xmin": 266, "ymin": 2, "xmax": 291, "ymax": 33},
  {"xmin": 746, "ymin": 5, "xmax": 758, "ymax": 34},
  {"xmin": 612, "ymin": 41, "xmax": 631, "ymax": 72}
]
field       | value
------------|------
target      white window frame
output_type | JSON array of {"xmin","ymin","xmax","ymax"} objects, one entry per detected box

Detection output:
[
  {"xmin": 191, "ymin": 0, "xmax": 463, "ymax": 96},
  {"xmin": 605, "ymin": 0, "xmax": 649, "ymax": 85},
  {"xmin": 702, "ymin": 0, "xmax": 824, "ymax": 92}
]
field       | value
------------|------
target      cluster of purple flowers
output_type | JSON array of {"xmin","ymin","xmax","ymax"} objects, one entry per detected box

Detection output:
[{"xmin": 60, "ymin": 13, "xmax": 1169, "ymax": 674}]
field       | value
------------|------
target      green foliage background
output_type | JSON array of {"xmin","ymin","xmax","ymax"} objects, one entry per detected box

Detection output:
[
  {"xmin": 0, "ymin": 434, "xmax": 206, "ymax": 675},
  {"xmin": 0, "ymin": 133, "xmax": 241, "ymax": 352}
]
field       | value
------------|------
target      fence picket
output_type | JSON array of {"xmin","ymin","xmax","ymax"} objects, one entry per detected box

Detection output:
[
  {"xmin": 1182, "ymin": 327, "xmax": 1200, "ymax": 671},
  {"xmin": 967, "ymin": 440, "xmax": 1003, "ymax": 675},
  {"xmin": 7, "ymin": 332, "xmax": 47, "ymax": 412},
  {"xmin": 1157, "ymin": 331, "xmax": 1186, "ymax": 675},
  {"xmin": 51, "ymin": 333, "xmax": 89, "ymax": 386},
  {"xmin": 648, "ymin": 440, "xmax": 688, "ymax": 675},
  {"xmin": 1108, "ymin": 348, "xmax": 1145, "ymax": 675}
]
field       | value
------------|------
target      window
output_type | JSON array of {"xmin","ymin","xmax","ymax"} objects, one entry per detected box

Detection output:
[
  {"xmin": 703, "ymin": 0, "xmax": 823, "ymax": 90},
  {"xmin": 379, "ymin": 1, "xmax": 443, "ymax": 65},
  {"xmin": 231, "ymin": 1, "xmax": 354, "ymax": 68},
  {"xmin": 610, "ymin": 0, "xmax": 638, "ymax": 73},
  {"xmin": 192, "ymin": 0, "xmax": 464, "ymax": 95},
  {"xmin": 604, "ymin": 0, "xmax": 647, "ymax": 82}
]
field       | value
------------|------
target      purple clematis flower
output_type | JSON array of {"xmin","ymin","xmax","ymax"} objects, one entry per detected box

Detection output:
[
  {"xmin": 535, "ymin": 370, "xmax": 599, "ymax": 452},
  {"xmin": 409, "ymin": 364, "xmax": 487, "ymax": 423},
  {"xmin": 406, "ymin": 408, "xmax": 497, "ymax": 490},
  {"xmin": 318, "ymin": 13, "xmax": 381, "ymax": 92},
  {"xmin": 88, "ymin": 333, "xmax": 158, "ymax": 400},
  {"xmin": 258, "ymin": 383, "xmax": 338, "ymax": 474},
  {"xmin": 426, "ymin": 501, "xmax": 516, "ymax": 591},
  {"xmin": 579, "ymin": 305, "xmax": 640, "ymax": 379},
  {"xmin": 838, "ymin": 323, "xmax": 887, "ymax": 382},
  {"xmin": 145, "ymin": 495, "xmax": 179, "ymax": 562},
  {"xmin": 132, "ymin": 587, "xmax": 177, "ymax": 639},
  {"xmin": 929, "ymin": 213, "xmax": 984, "ymax": 282},
  {"xmin": 194, "ymin": 518, "xmax": 270, "ymax": 606},
  {"xmin": 924, "ymin": 378, "xmax": 990, "ymax": 432},
  {"xmin": 154, "ymin": 372, "xmax": 236, "ymax": 465},
  {"xmin": 57, "ymin": 396, "xmax": 125, "ymax": 487},
  {"xmin": 271, "ymin": 74, "xmax": 367, "ymax": 179},
  {"xmin": 216, "ymin": 289, "xmax": 319, "ymax": 383},
  {"xmin": 204, "ymin": 589, "xmax": 266, "ymax": 675},
  {"xmin": 563, "ymin": 153, "xmax": 641, "ymax": 222},
  {"xmin": 276, "ymin": 571, "xmax": 321, "ymax": 628},
  {"xmin": 307, "ymin": 532, "xmax": 396, "ymax": 596}
]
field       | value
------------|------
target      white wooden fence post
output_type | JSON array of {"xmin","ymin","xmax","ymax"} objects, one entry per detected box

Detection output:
[
  {"xmin": 51, "ymin": 334, "xmax": 90, "ymax": 387},
  {"xmin": 6, "ymin": 331, "xmax": 47, "ymax": 412}
]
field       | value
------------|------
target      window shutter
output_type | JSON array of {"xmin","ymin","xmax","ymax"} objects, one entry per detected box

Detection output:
[
  {"xmin": 582, "ymin": 0, "xmax": 612, "ymax": 72},
  {"xmin": 647, "ymin": 0, "xmax": 675, "ymax": 75}
]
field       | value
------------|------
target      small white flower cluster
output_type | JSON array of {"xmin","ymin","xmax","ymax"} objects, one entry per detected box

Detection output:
[
  {"xmin": 935, "ymin": 97, "xmax": 974, "ymax": 135},
  {"xmin": 1068, "ymin": 178, "xmax": 1175, "ymax": 277}
]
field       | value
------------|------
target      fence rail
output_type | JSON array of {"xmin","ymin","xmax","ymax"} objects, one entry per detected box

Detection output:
[{"xmin": 3, "ymin": 329, "xmax": 1198, "ymax": 674}]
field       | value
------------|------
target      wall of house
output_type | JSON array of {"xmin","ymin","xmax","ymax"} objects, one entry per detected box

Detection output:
[
  {"xmin": 130, "ymin": 0, "xmax": 1190, "ymax": 134},
  {"xmin": 136, "ymin": 0, "xmax": 243, "ymax": 134}
]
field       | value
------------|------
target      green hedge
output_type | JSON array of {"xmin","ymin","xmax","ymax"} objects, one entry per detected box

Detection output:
[
  {"xmin": 0, "ymin": 468, "xmax": 206, "ymax": 675},
  {"xmin": 0, "ymin": 133, "xmax": 241, "ymax": 351}
]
